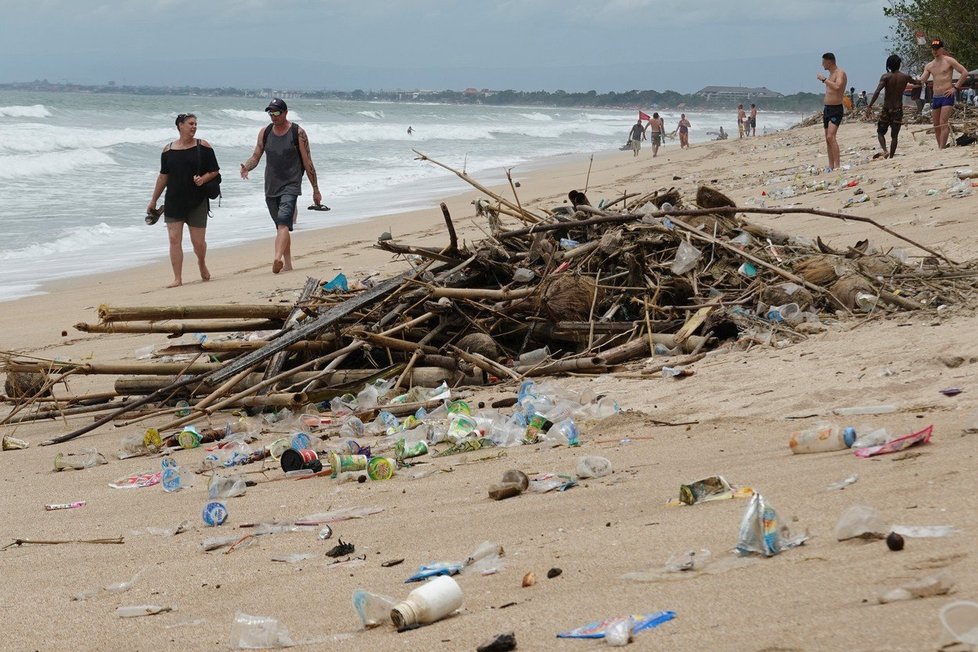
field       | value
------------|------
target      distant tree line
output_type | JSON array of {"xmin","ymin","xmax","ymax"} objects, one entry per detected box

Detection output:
[
  {"xmin": 1, "ymin": 80, "xmax": 824, "ymax": 111},
  {"xmin": 884, "ymin": 0, "xmax": 978, "ymax": 71}
]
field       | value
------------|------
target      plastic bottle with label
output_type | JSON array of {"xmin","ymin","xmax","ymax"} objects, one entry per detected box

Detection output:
[
  {"xmin": 788, "ymin": 423, "xmax": 856, "ymax": 454},
  {"xmin": 389, "ymin": 575, "xmax": 463, "ymax": 629}
]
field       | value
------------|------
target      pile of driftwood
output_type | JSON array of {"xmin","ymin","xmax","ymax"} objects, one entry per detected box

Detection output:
[{"xmin": 2, "ymin": 152, "xmax": 973, "ymax": 445}]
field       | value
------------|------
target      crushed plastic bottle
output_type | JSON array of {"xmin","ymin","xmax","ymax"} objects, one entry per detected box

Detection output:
[
  {"xmin": 353, "ymin": 589, "xmax": 396, "ymax": 628},
  {"xmin": 229, "ymin": 612, "xmax": 295, "ymax": 649},
  {"xmin": 576, "ymin": 456, "xmax": 612, "ymax": 479},
  {"xmin": 670, "ymin": 240, "xmax": 702, "ymax": 275},
  {"xmin": 208, "ymin": 474, "xmax": 248, "ymax": 499}
]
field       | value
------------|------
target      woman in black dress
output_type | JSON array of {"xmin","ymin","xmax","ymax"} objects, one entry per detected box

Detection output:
[{"xmin": 147, "ymin": 113, "xmax": 220, "ymax": 287}]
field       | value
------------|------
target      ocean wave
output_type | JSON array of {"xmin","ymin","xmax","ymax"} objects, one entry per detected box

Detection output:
[
  {"xmin": 0, "ymin": 222, "xmax": 119, "ymax": 262},
  {"xmin": 519, "ymin": 112, "xmax": 554, "ymax": 121},
  {"xmin": 0, "ymin": 104, "xmax": 51, "ymax": 118},
  {"xmin": 221, "ymin": 108, "xmax": 272, "ymax": 122},
  {"xmin": 0, "ymin": 124, "xmax": 175, "ymax": 154},
  {"xmin": 0, "ymin": 149, "xmax": 116, "ymax": 179},
  {"xmin": 357, "ymin": 110, "xmax": 385, "ymax": 120}
]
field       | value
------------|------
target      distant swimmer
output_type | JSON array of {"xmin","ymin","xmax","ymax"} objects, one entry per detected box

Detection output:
[
  {"xmin": 737, "ymin": 104, "xmax": 746, "ymax": 138},
  {"xmin": 817, "ymin": 52, "xmax": 847, "ymax": 171},
  {"xmin": 919, "ymin": 39, "xmax": 969, "ymax": 149},
  {"xmin": 678, "ymin": 114, "xmax": 691, "ymax": 149},
  {"xmin": 627, "ymin": 119, "xmax": 645, "ymax": 156},
  {"xmin": 147, "ymin": 113, "xmax": 220, "ymax": 288},
  {"xmin": 407, "ymin": 126, "xmax": 414, "ymax": 135},
  {"xmin": 866, "ymin": 54, "xmax": 918, "ymax": 159},
  {"xmin": 749, "ymin": 104, "xmax": 757, "ymax": 136}
]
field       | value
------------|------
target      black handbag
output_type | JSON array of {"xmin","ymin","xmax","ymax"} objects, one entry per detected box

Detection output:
[{"xmin": 196, "ymin": 139, "xmax": 222, "ymax": 200}]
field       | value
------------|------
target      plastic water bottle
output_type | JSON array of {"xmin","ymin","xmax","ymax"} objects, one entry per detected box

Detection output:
[
  {"xmin": 390, "ymin": 576, "xmax": 463, "ymax": 629},
  {"xmin": 788, "ymin": 423, "xmax": 856, "ymax": 454},
  {"xmin": 547, "ymin": 419, "xmax": 580, "ymax": 446}
]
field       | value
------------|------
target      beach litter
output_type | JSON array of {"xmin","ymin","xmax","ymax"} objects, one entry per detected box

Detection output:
[
  {"xmin": 940, "ymin": 601, "xmax": 978, "ymax": 646},
  {"xmin": 556, "ymin": 611, "xmax": 676, "ymax": 644},
  {"xmin": 878, "ymin": 572, "xmax": 954, "ymax": 604},
  {"xmin": 229, "ymin": 612, "xmax": 295, "ymax": 649},
  {"xmin": 736, "ymin": 493, "xmax": 807, "ymax": 557}
]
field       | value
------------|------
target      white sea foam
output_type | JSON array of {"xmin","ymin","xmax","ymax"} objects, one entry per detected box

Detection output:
[
  {"xmin": 357, "ymin": 110, "xmax": 385, "ymax": 120},
  {"xmin": 0, "ymin": 150, "xmax": 116, "ymax": 179},
  {"xmin": 0, "ymin": 104, "xmax": 51, "ymax": 118},
  {"xmin": 221, "ymin": 109, "xmax": 272, "ymax": 122},
  {"xmin": 519, "ymin": 112, "xmax": 554, "ymax": 121}
]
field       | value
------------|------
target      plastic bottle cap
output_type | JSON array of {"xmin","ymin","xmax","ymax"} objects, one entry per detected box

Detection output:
[{"xmin": 843, "ymin": 427, "xmax": 857, "ymax": 448}]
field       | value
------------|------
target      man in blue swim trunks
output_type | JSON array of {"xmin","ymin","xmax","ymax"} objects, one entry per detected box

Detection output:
[
  {"xmin": 817, "ymin": 52, "xmax": 847, "ymax": 171},
  {"xmin": 919, "ymin": 39, "xmax": 969, "ymax": 149}
]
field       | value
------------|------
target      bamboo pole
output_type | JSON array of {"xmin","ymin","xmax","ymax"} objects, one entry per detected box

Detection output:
[
  {"xmin": 430, "ymin": 287, "xmax": 535, "ymax": 301},
  {"xmin": 6, "ymin": 361, "xmax": 224, "ymax": 375},
  {"xmin": 448, "ymin": 345, "xmax": 521, "ymax": 381},
  {"xmin": 97, "ymin": 304, "xmax": 293, "ymax": 322},
  {"xmin": 74, "ymin": 319, "xmax": 281, "ymax": 334}
]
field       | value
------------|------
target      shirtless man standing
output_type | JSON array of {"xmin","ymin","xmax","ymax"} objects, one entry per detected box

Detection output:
[
  {"xmin": 866, "ymin": 54, "xmax": 917, "ymax": 159},
  {"xmin": 919, "ymin": 39, "xmax": 969, "ymax": 149},
  {"xmin": 817, "ymin": 52, "xmax": 847, "ymax": 171},
  {"xmin": 749, "ymin": 104, "xmax": 757, "ymax": 136},
  {"xmin": 648, "ymin": 112, "xmax": 664, "ymax": 157}
]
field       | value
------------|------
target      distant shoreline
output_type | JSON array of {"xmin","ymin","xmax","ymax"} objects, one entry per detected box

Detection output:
[{"xmin": 0, "ymin": 81, "xmax": 826, "ymax": 113}]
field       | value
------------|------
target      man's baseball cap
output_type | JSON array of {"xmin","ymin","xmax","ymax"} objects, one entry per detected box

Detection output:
[
  {"xmin": 265, "ymin": 98, "xmax": 287, "ymax": 112},
  {"xmin": 931, "ymin": 39, "xmax": 944, "ymax": 49}
]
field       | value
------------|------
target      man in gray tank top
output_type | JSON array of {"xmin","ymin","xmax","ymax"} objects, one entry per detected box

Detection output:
[{"xmin": 240, "ymin": 98, "xmax": 323, "ymax": 274}]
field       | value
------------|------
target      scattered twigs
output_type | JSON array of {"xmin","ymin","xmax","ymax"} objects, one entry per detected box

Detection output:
[{"xmin": 3, "ymin": 536, "xmax": 124, "ymax": 550}]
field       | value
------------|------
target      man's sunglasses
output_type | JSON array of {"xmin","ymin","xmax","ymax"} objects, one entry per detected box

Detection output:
[{"xmin": 267, "ymin": 110, "xmax": 283, "ymax": 117}]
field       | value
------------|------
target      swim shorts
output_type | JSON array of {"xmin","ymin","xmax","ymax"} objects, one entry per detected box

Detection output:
[
  {"xmin": 877, "ymin": 107, "xmax": 904, "ymax": 135},
  {"xmin": 164, "ymin": 200, "xmax": 208, "ymax": 229},
  {"xmin": 749, "ymin": 117, "xmax": 756, "ymax": 129},
  {"xmin": 266, "ymin": 194, "xmax": 298, "ymax": 232},
  {"xmin": 629, "ymin": 139, "xmax": 641, "ymax": 153},
  {"xmin": 932, "ymin": 95, "xmax": 955, "ymax": 109},
  {"xmin": 651, "ymin": 133, "xmax": 662, "ymax": 146},
  {"xmin": 823, "ymin": 104, "xmax": 844, "ymax": 129}
]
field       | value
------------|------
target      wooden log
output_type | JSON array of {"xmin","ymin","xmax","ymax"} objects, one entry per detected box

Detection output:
[
  {"xmin": 514, "ymin": 357, "xmax": 606, "ymax": 376},
  {"xmin": 596, "ymin": 334, "xmax": 708, "ymax": 365},
  {"xmin": 7, "ymin": 361, "xmax": 224, "ymax": 375},
  {"xmin": 113, "ymin": 370, "xmax": 381, "ymax": 396},
  {"xmin": 74, "ymin": 319, "xmax": 281, "ymax": 334},
  {"xmin": 97, "ymin": 304, "xmax": 293, "ymax": 322},
  {"xmin": 155, "ymin": 338, "xmax": 336, "ymax": 356}
]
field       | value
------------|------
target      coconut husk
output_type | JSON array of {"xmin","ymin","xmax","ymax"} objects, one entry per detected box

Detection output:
[
  {"xmin": 829, "ymin": 274, "xmax": 874, "ymax": 310},
  {"xmin": 793, "ymin": 255, "xmax": 840, "ymax": 286},
  {"xmin": 4, "ymin": 371, "xmax": 50, "ymax": 401},
  {"xmin": 696, "ymin": 185, "xmax": 736, "ymax": 210},
  {"xmin": 760, "ymin": 283, "xmax": 815, "ymax": 309},
  {"xmin": 651, "ymin": 188, "xmax": 682, "ymax": 209},
  {"xmin": 456, "ymin": 333, "xmax": 502, "ymax": 361},
  {"xmin": 856, "ymin": 254, "xmax": 903, "ymax": 277},
  {"xmin": 541, "ymin": 274, "xmax": 599, "ymax": 322}
]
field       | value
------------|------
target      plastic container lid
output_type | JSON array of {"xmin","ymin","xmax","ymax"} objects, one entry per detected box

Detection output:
[{"xmin": 843, "ymin": 427, "xmax": 857, "ymax": 448}]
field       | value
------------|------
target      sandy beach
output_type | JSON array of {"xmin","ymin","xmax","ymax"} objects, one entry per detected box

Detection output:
[{"xmin": 2, "ymin": 120, "xmax": 978, "ymax": 651}]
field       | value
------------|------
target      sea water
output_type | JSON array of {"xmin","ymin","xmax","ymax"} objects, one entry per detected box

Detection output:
[{"xmin": 0, "ymin": 91, "xmax": 799, "ymax": 302}]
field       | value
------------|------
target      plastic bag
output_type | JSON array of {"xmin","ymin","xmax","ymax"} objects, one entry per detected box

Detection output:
[
  {"xmin": 736, "ymin": 493, "xmax": 807, "ymax": 557},
  {"xmin": 352, "ymin": 589, "xmax": 396, "ymax": 628},
  {"xmin": 834, "ymin": 505, "xmax": 888, "ymax": 541},
  {"xmin": 670, "ymin": 240, "xmax": 702, "ymax": 275},
  {"xmin": 556, "ymin": 611, "xmax": 676, "ymax": 639},
  {"xmin": 853, "ymin": 425, "xmax": 933, "ymax": 457}
]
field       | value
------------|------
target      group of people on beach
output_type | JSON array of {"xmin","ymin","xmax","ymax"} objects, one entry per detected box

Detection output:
[
  {"xmin": 627, "ymin": 112, "xmax": 692, "ymax": 157},
  {"xmin": 821, "ymin": 39, "xmax": 970, "ymax": 170},
  {"xmin": 146, "ymin": 98, "xmax": 324, "ymax": 288},
  {"xmin": 737, "ymin": 104, "xmax": 757, "ymax": 138}
]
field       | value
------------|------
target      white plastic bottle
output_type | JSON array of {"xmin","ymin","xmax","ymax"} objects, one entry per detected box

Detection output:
[
  {"xmin": 389, "ymin": 575, "xmax": 463, "ymax": 629},
  {"xmin": 788, "ymin": 423, "xmax": 855, "ymax": 454}
]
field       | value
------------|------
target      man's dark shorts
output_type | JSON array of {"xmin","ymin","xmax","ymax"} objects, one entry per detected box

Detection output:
[
  {"xmin": 266, "ymin": 194, "xmax": 298, "ymax": 232},
  {"xmin": 823, "ymin": 104, "xmax": 844, "ymax": 129},
  {"xmin": 932, "ymin": 95, "xmax": 955, "ymax": 110},
  {"xmin": 877, "ymin": 106, "xmax": 903, "ymax": 136}
]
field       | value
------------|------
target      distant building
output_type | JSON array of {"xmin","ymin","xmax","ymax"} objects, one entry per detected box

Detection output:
[{"xmin": 695, "ymin": 86, "xmax": 784, "ymax": 100}]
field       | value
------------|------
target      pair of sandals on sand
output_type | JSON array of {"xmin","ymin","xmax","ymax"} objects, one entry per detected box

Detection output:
[{"xmin": 145, "ymin": 203, "xmax": 329, "ymax": 226}]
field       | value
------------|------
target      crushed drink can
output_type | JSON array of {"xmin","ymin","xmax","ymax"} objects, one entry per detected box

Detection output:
[
  {"xmin": 679, "ymin": 475, "xmax": 734, "ymax": 505},
  {"xmin": 202, "ymin": 501, "xmax": 228, "ymax": 526},
  {"xmin": 177, "ymin": 428, "xmax": 201, "ymax": 449}
]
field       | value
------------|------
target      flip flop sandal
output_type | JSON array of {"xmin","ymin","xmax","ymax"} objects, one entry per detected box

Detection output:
[
  {"xmin": 145, "ymin": 206, "xmax": 164, "ymax": 225},
  {"xmin": 307, "ymin": 204, "xmax": 331, "ymax": 211}
]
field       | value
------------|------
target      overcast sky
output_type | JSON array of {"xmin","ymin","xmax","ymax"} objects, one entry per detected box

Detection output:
[{"xmin": 0, "ymin": 0, "xmax": 898, "ymax": 94}]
